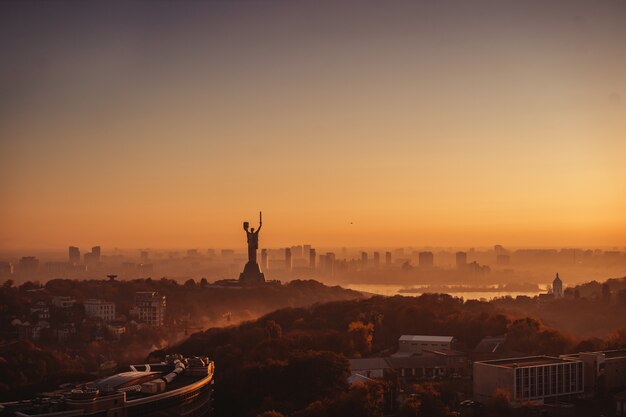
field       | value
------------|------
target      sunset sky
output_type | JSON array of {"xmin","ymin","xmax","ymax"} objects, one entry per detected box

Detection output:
[{"xmin": 1, "ymin": 1, "xmax": 625, "ymax": 250}]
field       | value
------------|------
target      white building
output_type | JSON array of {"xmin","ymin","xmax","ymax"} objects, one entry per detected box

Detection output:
[
  {"xmin": 83, "ymin": 299, "xmax": 116, "ymax": 322},
  {"xmin": 397, "ymin": 335, "xmax": 455, "ymax": 355},
  {"xmin": 474, "ymin": 356, "xmax": 584, "ymax": 404},
  {"xmin": 133, "ymin": 292, "xmax": 166, "ymax": 327}
]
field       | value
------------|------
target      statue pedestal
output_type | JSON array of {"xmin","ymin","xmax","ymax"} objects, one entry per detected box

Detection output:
[{"xmin": 239, "ymin": 262, "xmax": 265, "ymax": 285}]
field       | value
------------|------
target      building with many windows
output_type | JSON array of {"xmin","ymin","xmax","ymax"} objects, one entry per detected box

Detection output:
[
  {"xmin": 474, "ymin": 356, "xmax": 584, "ymax": 404},
  {"xmin": 132, "ymin": 292, "xmax": 166, "ymax": 327},
  {"xmin": 561, "ymin": 349, "xmax": 626, "ymax": 396},
  {"xmin": 83, "ymin": 299, "xmax": 116, "ymax": 322}
]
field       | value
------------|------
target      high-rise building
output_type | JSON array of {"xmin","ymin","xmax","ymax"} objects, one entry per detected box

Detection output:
[
  {"xmin": 361, "ymin": 251, "xmax": 368, "ymax": 267},
  {"xmin": 303, "ymin": 245, "xmax": 312, "ymax": 258},
  {"xmin": 373, "ymin": 252, "xmax": 380, "ymax": 266},
  {"xmin": 385, "ymin": 251, "xmax": 392, "ymax": 266},
  {"xmin": 84, "ymin": 299, "xmax": 116, "ymax": 322},
  {"xmin": 419, "ymin": 251, "xmax": 434, "ymax": 268},
  {"xmin": 19, "ymin": 256, "xmax": 39, "ymax": 272},
  {"xmin": 69, "ymin": 246, "xmax": 81, "ymax": 265},
  {"xmin": 290, "ymin": 245, "xmax": 303, "ymax": 258},
  {"xmin": 309, "ymin": 248, "xmax": 316, "ymax": 269},
  {"xmin": 455, "ymin": 251, "xmax": 467, "ymax": 269},
  {"xmin": 261, "ymin": 249, "xmax": 268, "ymax": 270},
  {"xmin": 133, "ymin": 292, "xmax": 166, "ymax": 327},
  {"xmin": 325, "ymin": 252, "xmax": 335, "ymax": 275},
  {"xmin": 285, "ymin": 248, "xmax": 292, "ymax": 270},
  {"xmin": 91, "ymin": 246, "xmax": 101, "ymax": 261},
  {"xmin": 553, "ymin": 273, "xmax": 563, "ymax": 298}
]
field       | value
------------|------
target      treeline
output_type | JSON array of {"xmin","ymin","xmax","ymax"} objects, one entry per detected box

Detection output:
[
  {"xmin": 167, "ymin": 293, "xmax": 612, "ymax": 417},
  {"xmin": 3, "ymin": 278, "xmax": 362, "ymax": 325}
]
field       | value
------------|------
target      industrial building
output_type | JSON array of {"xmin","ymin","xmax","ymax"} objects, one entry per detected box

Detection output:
[
  {"xmin": 561, "ymin": 349, "xmax": 626, "ymax": 396},
  {"xmin": 473, "ymin": 356, "xmax": 584, "ymax": 404}
]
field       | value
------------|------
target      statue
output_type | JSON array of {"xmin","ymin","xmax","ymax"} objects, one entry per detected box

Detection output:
[
  {"xmin": 243, "ymin": 212, "xmax": 262, "ymax": 264},
  {"xmin": 239, "ymin": 211, "xmax": 265, "ymax": 284}
]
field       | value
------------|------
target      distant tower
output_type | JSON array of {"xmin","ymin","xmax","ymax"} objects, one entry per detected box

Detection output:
[
  {"xmin": 285, "ymin": 248, "xmax": 292, "ymax": 270},
  {"xmin": 455, "ymin": 251, "xmax": 467, "ymax": 269},
  {"xmin": 373, "ymin": 251, "xmax": 380, "ymax": 266},
  {"xmin": 385, "ymin": 251, "xmax": 392, "ymax": 266},
  {"xmin": 69, "ymin": 246, "xmax": 80, "ymax": 265},
  {"xmin": 309, "ymin": 248, "xmax": 316, "ymax": 269},
  {"xmin": 325, "ymin": 252, "xmax": 335, "ymax": 275},
  {"xmin": 261, "ymin": 249, "xmax": 268, "ymax": 270},
  {"xmin": 91, "ymin": 246, "xmax": 101, "ymax": 261},
  {"xmin": 361, "ymin": 251, "xmax": 368, "ymax": 267},
  {"xmin": 552, "ymin": 273, "xmax": 563, "ymax": 298},
  {"xmin": 419, "ymin": 251, "xmax": 434, "ymax": 268}
]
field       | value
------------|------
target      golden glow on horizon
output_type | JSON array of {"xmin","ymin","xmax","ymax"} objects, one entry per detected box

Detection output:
[{"xmin": 1, "ymin": 1, "xmax": 625, "ymax": 250}]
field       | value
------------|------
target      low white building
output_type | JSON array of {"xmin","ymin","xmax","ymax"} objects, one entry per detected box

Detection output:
[
  {"xmin": 84, "ymin": 299, "xmax": 116, "ymax": 322},
  {"xmin": 474, "ymin": 356, "xmax": 584, "ymax": 404},
  {"xmin": 397, "ymin": 335, "xmax": 455, "ymax": 355}
]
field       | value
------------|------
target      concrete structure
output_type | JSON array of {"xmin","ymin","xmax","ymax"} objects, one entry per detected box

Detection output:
[
  {"xmin": 561, "ymin": 349, "xmax": 626, "ymax": 396},
  {"xmin": 385, "ymin": 251, "xmax": 392, "ymax": 265},
  {"xmin": 309, "ymin": 248, "xmax": 316, "ymax": 269},
  {"xmin": 474, "ymin": 356, "xmax": 584, "ymax": 404},
  {"xmin": 133, "ymin": 292, "xmax": 166, "ymax": 327},
  {"xmin": 418, "ymin": 251, "xmax": 434, "ymax": 268},
  {"xmin": 398, "ymin": 335, "xmax": 454, "ymax": 355},
  {"xmin": 553, "ymin": 273, "xmax": 563, "ymax": 298},
  {"xmin": 83, "ymin": 299, "xmax": 116, "ymax": 322},
  {"xmin": 0, "ymin": 355, "xmax": 214, "ymax": 417}
]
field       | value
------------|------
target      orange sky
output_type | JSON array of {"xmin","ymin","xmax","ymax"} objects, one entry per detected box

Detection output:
[{"xmin": 1, "ymin": 1, "xmax": 625, "ymax": 250}]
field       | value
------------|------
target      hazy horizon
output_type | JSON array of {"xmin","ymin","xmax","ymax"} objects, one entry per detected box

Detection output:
[{"xmin": 2, "ymin": 0, "xmax": 625, "ymax": 250}]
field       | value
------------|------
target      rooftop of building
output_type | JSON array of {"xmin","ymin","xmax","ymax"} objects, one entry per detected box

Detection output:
[
  {"xmin": 399, "ymin": 335, "xmax": 454, "ymax": 343},
  {"xmin": 476, "ymin": 355, "xmax": 580, "ymax": 368},
  {"xmin": 574, "ymin": 348, "xmax": 626, "ymax": 359}
]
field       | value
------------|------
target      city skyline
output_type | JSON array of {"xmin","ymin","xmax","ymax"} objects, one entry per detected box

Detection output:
[{"xmin": 2, "ymin": 0, "xmax": 626, "ymax": 251}]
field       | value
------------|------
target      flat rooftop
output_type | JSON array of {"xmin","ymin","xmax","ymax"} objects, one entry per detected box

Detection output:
[
  {"xmin": 399, "ymin": 335, "xmax": 454, "ymax": 343},
  {"xmin": 477, "ymin": 356, "xmax": 580, "ymax": 368}
]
